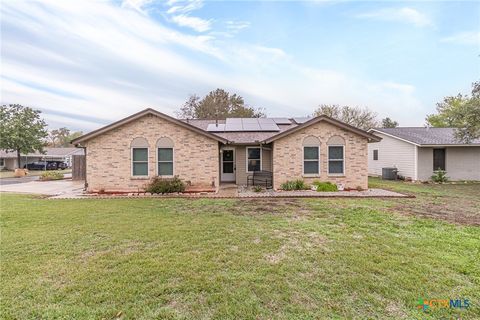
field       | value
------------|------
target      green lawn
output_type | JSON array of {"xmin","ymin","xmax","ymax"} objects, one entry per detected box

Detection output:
[{"xmin": 1, "ymin": 179, "xmax": 479, "ymax": 319}]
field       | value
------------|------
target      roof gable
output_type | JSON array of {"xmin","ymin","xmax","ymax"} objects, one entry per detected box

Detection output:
[
  {"xmin": 72, "ymin": 108, "xmax": 227, "ymax": 144},
  {"xmin": 264, "ymin": 115, "xmax": 381, "ymax": 143}
]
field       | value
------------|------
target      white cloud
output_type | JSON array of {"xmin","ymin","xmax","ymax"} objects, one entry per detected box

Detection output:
[
  {"xmin": 441, "ymin": 31, "xmax": 480, "ymax": 46},
  {"xmin": 226, "ymin": 20, "xmax": 250, "ymax": 31},
  {"xmin": 0, "ymin": 0, "xmax": 428, "ymax": 131},
  {"xmin": 170, "ymin": 14, "xmax": 212, "ymax": 32},
  {"xmin": 357, "ymin": 7, "xmax": 433, "ymax": 27},
  {"xmin": 121, "ymin": 0, "xmax": 154, "ymax": 14},
  {"xmin": 167, "ymin": 0, "xmax": 204, "ymax": 14}
]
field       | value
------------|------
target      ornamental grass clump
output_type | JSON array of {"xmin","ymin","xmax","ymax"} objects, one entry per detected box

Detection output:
[
  {"xmin": 431, "ymin": 170, "xmax": 448, "ymax": 183},
  {"xmin": 280, "ymin": 179, "xmax": 309, "ymax": 191}
]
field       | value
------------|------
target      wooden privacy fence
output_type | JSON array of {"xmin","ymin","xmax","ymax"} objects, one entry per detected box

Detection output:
[{"xmin": 72, "ymin": 155, "xmax": 86, "ymax": 181}]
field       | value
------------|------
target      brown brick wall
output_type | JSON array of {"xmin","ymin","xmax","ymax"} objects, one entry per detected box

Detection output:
[
  {"xmin": 84, "ymin": 114, "xmax": 219, "ymax": 192},
  {"xmin": 272, "ymin": 121, "xmax": 369, "ymax": 190}
]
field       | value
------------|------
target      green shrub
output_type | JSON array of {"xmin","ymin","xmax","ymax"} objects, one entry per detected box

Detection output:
[
  {"xmin": 280, "ymin": 179, "xmax": 309, "ymax": 191},
  {"xmin": 252, "ymin": 185, "xmax": 263, "ymax": 192},
  {"xmin": 312, "ymin": 181, "xmax": 338, "ymax": 192},
  {"xmin": 40, "ymin": 171, "xmax": 64, "ymax": 181},
  {"xmin": 431, "ymin": 170, "xmax": 448, "ymax": 183},
  {"xmin": 146, "ymin": 176, "xmax": 186, "ymax": 194}
]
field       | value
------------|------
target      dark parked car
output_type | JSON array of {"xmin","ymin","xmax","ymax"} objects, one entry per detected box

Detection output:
[
  {"xmin": 24, "ymin": 161, "xmax": 57, "ymax": 170},
  {"xmin": 53, "ymin": 161, "xmax": 68, "ymax": 170}
]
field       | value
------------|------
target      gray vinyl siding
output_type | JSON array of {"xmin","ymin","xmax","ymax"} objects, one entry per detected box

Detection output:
[
  {"xmin": 418, "ymin": 146, "xmax": 480, "ymax": 181},
  {"xmin": 367, "ymin": 132, "xmax": 416, "ymax": 180},
  {"xmin": 235, "ymin": 146, "xmax": 272, "ymax": 185}
]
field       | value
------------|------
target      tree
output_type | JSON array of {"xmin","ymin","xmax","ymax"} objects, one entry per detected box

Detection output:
[
  {"xmin": 0, "ymin": 104, "xmax": 48, "ymax": 168},
  {"xmin": 381, "ymin": 117, "xmax": 399, "ymax": 128},
  {"xmin": 426, "ymin": 81, "xmax": 480, "ymax": 143},
  {"xmin": 313, "ymin": 104, "xmax": 379, "ymax": 130},
  {"xmin": 48, "ymin": 127, "xmax": 83, "ymax": 147},
  {"xmin": 176, "ymin": 88, "xmax": 265, "ymax": 119}
]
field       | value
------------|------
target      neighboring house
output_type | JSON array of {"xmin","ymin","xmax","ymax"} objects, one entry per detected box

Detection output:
[
  {"xmin": 71, "ymin": 108, "xmax": 381, "ymax": 192},
  {"xmin": 0, "ymin": 148, "xmax": 84, "ymax": 170},
  {"xmin": 368, "ymin": 127, "xmax": 480, "ymax": 181}
]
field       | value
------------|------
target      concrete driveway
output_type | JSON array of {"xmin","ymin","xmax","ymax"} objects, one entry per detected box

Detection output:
[
  {"xmin": 0, "ymin": 175, "xmax": 40, "ymax": 185},
  {"xmin": 0, "ymin": 178, "xmax": 84, "ymax": 197}
]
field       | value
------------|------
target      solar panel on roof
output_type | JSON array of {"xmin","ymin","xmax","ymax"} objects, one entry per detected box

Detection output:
[
  {"xmin": 293, "ymin": 117, "xmax": 310, "ymax": 124},
  {"xmin": 206, "ymin": 124, "xmax": 225, "ymax": 132},
  {"xmin": 243, "ymin": 122, "xmax": 260, "ymax": 131},
  {"xmin": 272, "ymin": 118, "xmax": 291, "ymax": 124},
  {"xmin": 259, "ymin": 123, "xmax": 279, "ymax": 131},
  {"xmin": 223, "ymin": 118, "xmax": 280, "ymax": 131}
]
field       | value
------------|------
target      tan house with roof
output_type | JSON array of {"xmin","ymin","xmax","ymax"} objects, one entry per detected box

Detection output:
[{"xmin": 72, "ymin": 108, "xmax": 381, "ymax": 192}]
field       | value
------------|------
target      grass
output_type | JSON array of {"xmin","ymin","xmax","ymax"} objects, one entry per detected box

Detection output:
[
  {"xmin": 0, "ymin": 169, "xmax": 71, "ymax": 179},
  {"xmin": 1, "ymin": 179, "xmax": 479, "ymax": 319}
]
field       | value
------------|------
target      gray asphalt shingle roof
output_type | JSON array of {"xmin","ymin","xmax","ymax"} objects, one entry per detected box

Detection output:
[{"xmin": 372, "ymin": 127, "xmax": 480, "ymax": 145}]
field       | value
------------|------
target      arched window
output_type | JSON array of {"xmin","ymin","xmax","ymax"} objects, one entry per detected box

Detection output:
[
  {"xmin": 303, "ymin": 136, "xmax": 320, "ymax": 175},
  {"xmin": 131, "ymin": 137, "xmax": 149, "ymax": 177},
  {"xmin": 157, "ymin": 137, "xmax": 174, "ymax": 176},
  {"xmin": 327, "ymin": 136, "xmax": 345, "ymax": 175}
]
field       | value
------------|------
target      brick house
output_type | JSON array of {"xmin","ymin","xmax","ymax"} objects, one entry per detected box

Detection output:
[{"xmin": 72, "ymin": 108, "xmax": 381, "ymax": 192}]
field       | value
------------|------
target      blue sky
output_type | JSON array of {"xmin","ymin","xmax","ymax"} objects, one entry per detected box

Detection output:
[{"xmin": 1, "ymin": 0, "xmax": 479, "ymax": 131}]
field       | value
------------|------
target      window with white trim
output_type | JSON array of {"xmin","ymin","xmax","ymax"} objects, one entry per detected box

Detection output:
[
  {"xmin": 303, "ymin": 136, "xmax": 320, "ymax": 175},
  {"xmin": 328, "ymin": 146, "xmax": 344, "ymax": 174},
  {"xmin": 157, "ymin": 137, "xmax": 174, "ymax": 176},
  {"xmin": 247, "ymin": 147, "xmax": 261, "ymax": 172},
  {"xmin": 131, "ymin": 137, "xmax": 149, "ymax": 177},
  {"xmin": 327, "ymin": 135, "xmax": 345, "ymax": 175},
  {"xmin": 0, "ymin": 158, "xmax": 4, "ymax": 167},
  {"xmin": 373, "ymin": 149, "xmax": 378, "ymax": 161}
]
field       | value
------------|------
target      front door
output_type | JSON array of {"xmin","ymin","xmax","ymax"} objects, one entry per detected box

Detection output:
[
  {"xmin": 221, "ymin": 149, "xmax": 235, "ymax": 182},
  {"xmin": 433, "ymin": 148, "xmax": 446, "ymax": 171}
]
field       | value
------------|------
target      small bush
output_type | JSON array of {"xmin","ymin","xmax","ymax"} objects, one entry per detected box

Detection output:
[
  {"xmin": 281, "ymin": 179, "xmax": 309, "ymax": 191},
  {"xmin": 312, "ymin": 181, "xmax": 338, "ymax": 192},
  {"xmin": 431, "ymin": 170, "xmax": 448, "ymax": 183},
  {"xmin": 252, "ymin": 185, "xmax": 263, "ymax": 192},
  {"xmin": 40, "ymin": 171, "xmax": 64, "ymax": 181},
  {"xmin": 146, "ymin": 176, "xmax": 186, "ymax": 194}
]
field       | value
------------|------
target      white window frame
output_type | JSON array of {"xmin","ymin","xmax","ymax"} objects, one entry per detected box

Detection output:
[
  {"xmin": 0, "ymin": 158, "xmax": 4, "ymax": 167},
  {"xmin": 246, "ymin": 147, "xmax": 262, "ymax": 173},
  {"xmin": 373, "ymin": 149, "xmax": 378, "ymax": 161},
  {"xmin": 157, "ymin": 147, "xmax": 175, "ymax": 177},
  {"xmin": 302, "ymin": 146, "xmax": 320, "ymax": 177},
  {"xmin": 327, "ymin": 145, "xmax": 345, "ymax": 176},
  {"xmin": 131, "ymin": 147, "xmax": 149, "ymax": 178}
]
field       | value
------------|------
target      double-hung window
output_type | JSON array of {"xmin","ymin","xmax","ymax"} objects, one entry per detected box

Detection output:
[
  {"xmin": 247, "ymin": 147, "xmax": 261, "ymax": 172},
  {"xmin": 132, "ymin": 148, "xmax": 148, "ymax": 176},
  {"xmin": 303, "ymin": 136, "xmax": 320, "ymax": 175},
  {"xmin": 131, "ymin": 137, "xmax": 149, "ymax": 177},
  {"xmin": 303, "ymin": 146, "xmax": 319, "ymax": 174},
  {"xmin": 328, "ymin": 146, "xmax": 344, "ymax": 175},
  {"xmin": 158, "ymin": 148, "xmax": 174, "ymax": 176},
  {"xmin": 157, "ymin": 137, "xmax": 174, "ymax": 176},
  {"xmin": 373, "ymin": 149, "xmax": 378, "ymax": 161}
]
